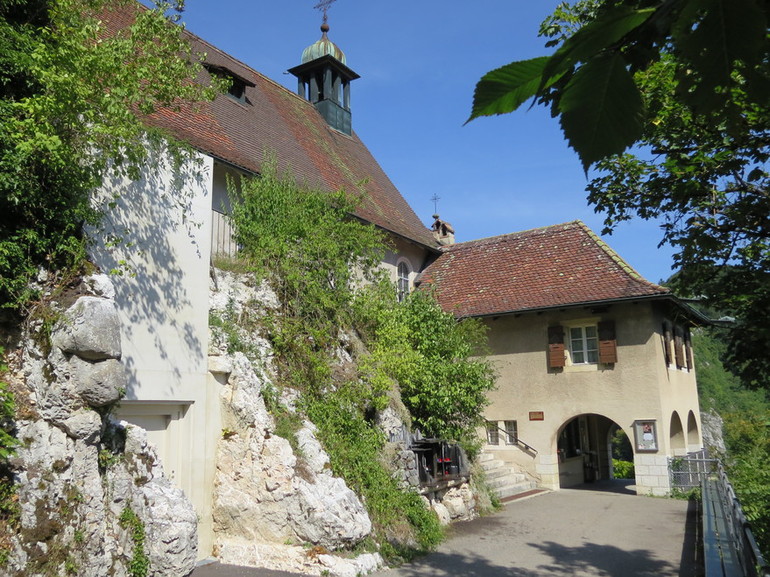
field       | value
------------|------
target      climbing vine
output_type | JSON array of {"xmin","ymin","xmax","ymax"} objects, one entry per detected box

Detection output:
[{"xmin": 228, "ymin": 163, "xmax": 495, "ymax": 557}]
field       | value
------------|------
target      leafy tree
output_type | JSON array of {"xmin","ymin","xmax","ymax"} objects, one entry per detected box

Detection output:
[
  {"xmin": 0, "ymin": 0, "xmax": 216, "ymax": 311},
  {"xmin": 356, "ymin": 286, "xmax": 496, "ymax": 453},
  {"xmin": 470, "ymin": 0, "xmax": 770, "ymax": 388}
]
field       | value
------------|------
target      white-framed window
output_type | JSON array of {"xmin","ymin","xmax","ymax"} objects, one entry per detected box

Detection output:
[
  {"xmin": 397, "ymin": 261, "xmax": 410, "ymax": 302},
  {"xmin": 504, "ymin": 420, "xmax": 518, "ymax": 445},
  {"xmin": 486, "ymin": 421, "xmax": 499, "ymax": 445},
  {"xmin": 569, "ymin": 325, "xmax": 599, "ymax": 364}
]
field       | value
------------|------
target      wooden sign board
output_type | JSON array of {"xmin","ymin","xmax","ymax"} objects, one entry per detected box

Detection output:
[{"xmin": 529, "ymin": 411, "xmax": 544, "ymax": 421}]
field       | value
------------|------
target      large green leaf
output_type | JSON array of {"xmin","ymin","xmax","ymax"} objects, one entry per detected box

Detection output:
[
  {"xmin": 675, "ymin": 0, "xmax": 767, "ymax": 111},
  {"xmin": 466, "ymin": 56, "xmax": 551, "ymax": 122},
  {"xmin": 541, "ymin": 6, "xmax": 656, "ymax": 92},
  {"xmin": 559, "ymin": 52, "xmax": 644, "ymax": 171}
]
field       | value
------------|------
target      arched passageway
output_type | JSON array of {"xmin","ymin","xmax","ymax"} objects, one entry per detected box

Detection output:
[
  {"xmin": 670, "ymin": 412, "xmax": 687, "ymax": 456},
  {"xmin": 686, "ymin": 411, "xmax": 701, "ymax": 453},
  {"xmin": 557, "ymin": 414, "xmax": 626, "ymax": 488}
]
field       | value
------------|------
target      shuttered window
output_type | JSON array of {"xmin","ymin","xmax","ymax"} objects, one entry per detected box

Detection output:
[
  {"xmin": 569, "ymin": 325, "xmax": 599, "ymax": 364},
  {"xmin": 674, "ymin": 325, "xmax": 685, "ymax": 368},
  {"xmin": 662, "ymin": 321, "xmax": 673, "ymax": 366},
  {"xmin": 548, "ymin": 326, "xmax": 566, "ymax": 368},
  {"xmin": 598, "ymin": 321, "xmax": 618, "ymax": 364},
  {"xmin": 685, "ymin": 328, "xmax": 694, "ymax": 370}
]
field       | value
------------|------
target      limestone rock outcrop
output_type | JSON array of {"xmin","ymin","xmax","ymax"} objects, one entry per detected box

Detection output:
[
  {"xmin": 3, "ymin": 274, "xmax": 197, "ymax": 577},
  {"xmin": 209, "ymin": 270, "xmax": 383, "ymax": 577}
]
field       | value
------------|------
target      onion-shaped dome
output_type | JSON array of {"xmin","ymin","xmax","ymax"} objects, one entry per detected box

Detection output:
[{"xmin": 301, "ymin": 23, "xmax": 346, "ymax": 64}]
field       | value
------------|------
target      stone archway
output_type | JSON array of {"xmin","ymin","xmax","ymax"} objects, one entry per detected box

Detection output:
[
  {"xmin": 669, "ymin": 411, "xmax": 687, "ymax": 456},
  {"xmin": 557, "ymin": 413, "xmax": 623, "ymax": 488},
  {"xmin": 686, "ymin": 411, "xmax": 701, "ymax": 453}
]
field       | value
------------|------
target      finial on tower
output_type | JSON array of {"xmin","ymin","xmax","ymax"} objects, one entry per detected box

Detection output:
[{"xmin": 314, "ymin": 0, "xmax": 336, "ymax": 30}]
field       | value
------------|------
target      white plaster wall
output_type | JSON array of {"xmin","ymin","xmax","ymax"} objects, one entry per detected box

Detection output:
[
  {"xmin": 90, "ymin": 148, "xmax": 219, "ymax": 557},
  {"xmin": 481, "ymin": 301, "xmax": 703, "ymax": 495}
]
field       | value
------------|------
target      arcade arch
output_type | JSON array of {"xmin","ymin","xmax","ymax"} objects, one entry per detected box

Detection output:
[
  {"xmin": 670, "ymin": 411, "xmax": 687, "ymax": 456},
  {"xmin": 556, "ymin": 414, "xmax": 629, "ymax": 487}
]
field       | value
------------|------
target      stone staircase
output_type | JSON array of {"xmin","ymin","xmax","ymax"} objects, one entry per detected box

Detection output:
[{"xmin": 478, "ymin": 452, "xmax": 537, "ymax": 500}]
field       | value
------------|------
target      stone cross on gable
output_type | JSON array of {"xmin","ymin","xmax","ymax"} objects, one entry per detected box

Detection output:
[{"xmin": 314, "ymin": 0, "xmax": 337, "ymax": 24}]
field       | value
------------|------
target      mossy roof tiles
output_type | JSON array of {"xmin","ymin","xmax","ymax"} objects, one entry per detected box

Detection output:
[{"xmin": 421, "ymin": 221, "xmax": 669, "ymax": 318}]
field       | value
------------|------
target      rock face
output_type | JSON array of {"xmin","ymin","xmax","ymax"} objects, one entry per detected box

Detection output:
[
  {"xmin": 4, "ymin": 274, "xmax": 197, "ymax": 577},
  {"xmin": 209, "ymin": 270, "xmax": 383, "ymax": 576},
  {"xmin": 701, "ymin": 409, "xmax": 727, "ymax": 456}
]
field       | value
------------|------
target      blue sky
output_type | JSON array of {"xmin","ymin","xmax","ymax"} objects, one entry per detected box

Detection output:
[{"xmin": 177, "ymin": 1, "xmax": 676, "ymax": 284}]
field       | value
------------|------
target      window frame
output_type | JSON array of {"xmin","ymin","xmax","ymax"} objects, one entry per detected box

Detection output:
[
  {"xmin": 396, "ymin": 260, "xmax": 411, "ymax": 302},
  {"xmin": 568, "ymin": 324, "xmax": 600, "ymax": 365}
]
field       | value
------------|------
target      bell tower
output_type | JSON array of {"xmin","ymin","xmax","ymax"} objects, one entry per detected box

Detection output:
[{"xmin": 288, "ymin": 1, "xmax": 359, "ymax": 135}]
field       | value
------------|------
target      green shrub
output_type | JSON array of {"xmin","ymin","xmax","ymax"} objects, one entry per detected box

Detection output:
[{"xmin": 612, "ymin": 459, "xmax": 635, "ymax": 479}]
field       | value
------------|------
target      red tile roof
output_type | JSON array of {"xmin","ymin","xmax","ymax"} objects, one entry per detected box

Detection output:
[
  {"xmin": 101, "ymin": 4, "xmax": 437, "ymax": 248},
  {"xmin": 420, "ymin": 221, "xmax": 669, "ymax": 317}
]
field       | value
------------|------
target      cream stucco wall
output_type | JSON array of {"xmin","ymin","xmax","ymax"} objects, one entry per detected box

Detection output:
[
  {"xmin": 480, "ymin": 300, "xmax": 702, "ymax": 495},
  {"xmin": 91, "ymin": 149, "xmax": 221, "ymax": 557}
]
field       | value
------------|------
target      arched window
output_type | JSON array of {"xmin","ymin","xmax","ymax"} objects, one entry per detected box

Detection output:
[{"xmin": 397, "ymin": 261, "xmax": 410, "ymax": 302}]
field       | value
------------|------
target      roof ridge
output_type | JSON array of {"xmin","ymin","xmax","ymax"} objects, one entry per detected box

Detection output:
[
  {"xmin": 445, "ymin": 220, "xmax": 582, "ymax": 250},
  {"xmin": 573, "ymin": 220, "xmax": 668, "ymax": 293}
]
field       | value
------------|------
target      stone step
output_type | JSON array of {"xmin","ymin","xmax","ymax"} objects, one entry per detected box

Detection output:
[
  {"xmin": 486, "ymin": 473, "xmax": 528, "ymax": 489},
  {"xmin": 497, "ymin": 480, "xmax": 538, "ymax": 500},
  {"xmin": 477, "ymin": 451, "xmax": 537, "ymax": 501}
]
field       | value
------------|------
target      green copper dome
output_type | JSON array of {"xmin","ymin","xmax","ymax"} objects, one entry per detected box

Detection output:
[{"xmin": 301, "ymin": 23, "xmax": 346, "ymax": 64}]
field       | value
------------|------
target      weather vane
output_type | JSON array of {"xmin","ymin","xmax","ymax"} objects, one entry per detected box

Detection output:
[
  {"xmin": 314, "ymin": 0, "xmax": 336, "ymax": 25},
  {"xmin": 431, "ymin": 194, "xmax": 441, "ymax": 215}
]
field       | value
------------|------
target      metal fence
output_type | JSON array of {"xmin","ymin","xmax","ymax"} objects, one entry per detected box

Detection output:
[
  {"xmin": 670, "ymin": 452, "xmax": 768, "ymax": 576},
  {"xmin": 669, "ymin": 450, "xmax": 719, "ymax": 491}
]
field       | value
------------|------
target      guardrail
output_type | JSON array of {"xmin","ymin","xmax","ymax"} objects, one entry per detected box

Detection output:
[{"xmin": 698, "ymin": 464, "xmax": 768, "ymax": 577}]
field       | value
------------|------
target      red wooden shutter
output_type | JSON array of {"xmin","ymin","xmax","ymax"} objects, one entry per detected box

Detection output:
[
  {"xmin": 598, "ymin": 320, "xmax": 618, "ymax": 364},
  {"xmin": 548, "ymin": 326, "xmax": 565, "ymax": 368},
  {"xmin": 674, "ymin": 325, "xmax": 685, "ymax": 368},
  {"xmin": 662, "ymin": 321, "xmax": 673, "ymax": 366},
  {"xmin": 685, "ymin": 328, "xmax": 694, "ymax": 370}
]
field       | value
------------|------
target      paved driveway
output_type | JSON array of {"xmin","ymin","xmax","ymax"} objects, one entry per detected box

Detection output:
[
  {"xmin": 193, "ymin": 481, "xmax": 699, "ymax": 577},
  {"xmin": 379, "ymin": 482, "xmax": 699, "ymax": 577}
]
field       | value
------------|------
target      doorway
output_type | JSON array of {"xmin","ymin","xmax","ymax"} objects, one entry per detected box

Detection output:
[{"xmin": 557, "ymin": 414, "xmax": 620, "ymax": 487}]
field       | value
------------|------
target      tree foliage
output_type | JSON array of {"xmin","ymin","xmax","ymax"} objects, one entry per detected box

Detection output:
[
  {"xmin": 356, "ymin": 287, "xmax": 496, "ymax": 452},
  {"xmin": 472, "ymin": 0, "xmax": 770, "ymax": 388},
  {"xmin": 0, "ymin": 0, "xmax": 216, "ymax": 310},
  {"xmin": 469, "ymin": 0, "xmax": 769, "ymax": 171}
]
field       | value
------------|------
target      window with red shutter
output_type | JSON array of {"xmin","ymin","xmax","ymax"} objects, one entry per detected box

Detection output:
[
  {"xmin": 597, "ymin": 321, "xmax": 617, "ymax": 364},
  {"xmin": 548, "ymin": 326, "xmax": 565, "ymax": 368},
  {"xmin": 662, "ymin": 321, "xmax": 673, "ymax": 366},
  {"xmin": 674, "ymin": 325, "xmax": 685, "ymax": 368}
]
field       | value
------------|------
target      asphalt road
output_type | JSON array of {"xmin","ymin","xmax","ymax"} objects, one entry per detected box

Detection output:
[{"xmin": 193, "ymin": 481, "xmax": 699, "ymax": 577}]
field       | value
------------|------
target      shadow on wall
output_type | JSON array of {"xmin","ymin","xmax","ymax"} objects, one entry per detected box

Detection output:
[{"xmin": 91, "ymin": 149, "xmax": 211, "ymax": 398}]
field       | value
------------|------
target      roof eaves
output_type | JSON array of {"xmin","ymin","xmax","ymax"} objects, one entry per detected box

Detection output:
[{"xmin": 458, "ymin": 292, "xmax": 672, "ymax": 320}]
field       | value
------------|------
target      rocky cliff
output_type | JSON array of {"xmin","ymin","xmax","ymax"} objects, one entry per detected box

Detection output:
[{"xmin": 1, "ymin": 274, "xmax": 197, "ymax": 577}]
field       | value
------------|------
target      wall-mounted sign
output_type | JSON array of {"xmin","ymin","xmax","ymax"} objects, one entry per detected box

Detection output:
[
  {"xmin": 529, "ymin": 411, "xmax": 544, "ymax": 421},
  {"xmin": 633, "ymin": 419, "xmax": 658, "ymax": 452}
]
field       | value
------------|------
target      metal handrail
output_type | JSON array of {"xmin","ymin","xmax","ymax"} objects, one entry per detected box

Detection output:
[
  {"xmin": 701, "ymin": 461, "xmax": 768, "ymax": 577},
  {"xmin": 491, "ymin": 425, "xmax": 538, "ymax": 456}
]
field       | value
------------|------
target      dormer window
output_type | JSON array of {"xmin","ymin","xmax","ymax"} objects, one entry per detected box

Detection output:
[
  {"xmin": 227, "ymin": 78, "xmax": 246, "ymax": 101},
  {"xmin": 204, "ymin": 63, "xmax": 255, "ymax": 105}
]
